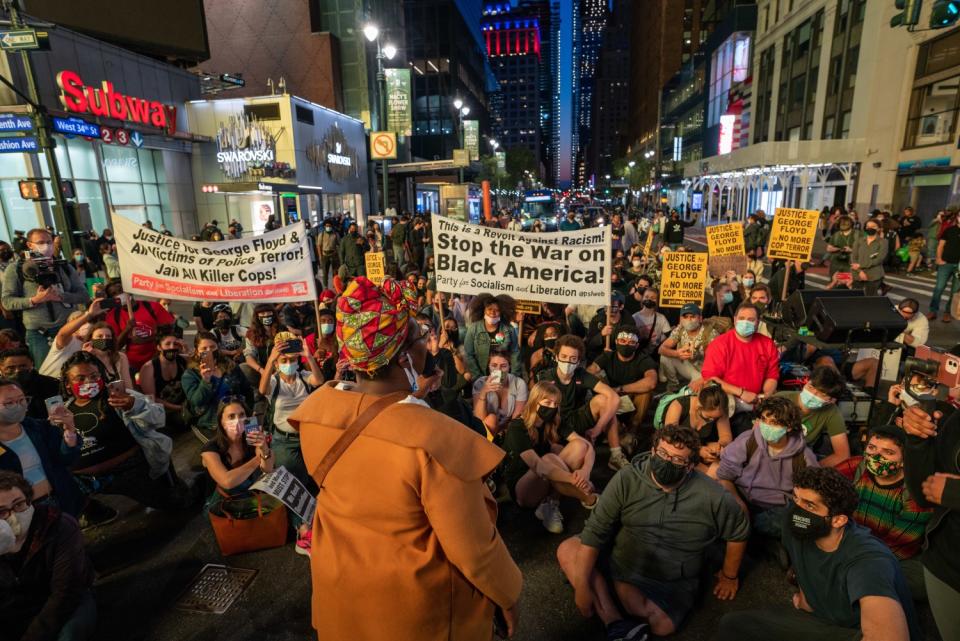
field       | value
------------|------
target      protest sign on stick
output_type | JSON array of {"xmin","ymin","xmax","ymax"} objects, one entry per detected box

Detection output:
[
  {"xmin": 766, "ymin": 208, "xmax": 820, "ymax": 262},
  {"xmin": 706, "ymin": 223, "xmax": 746, "ymax": 257},
  {"xmin": 365, "ymin": 252, "xmax": 386, "ymax": 285},
  {"xmin": 114, "ymin": 215, "xmax": 317, "ymax": 303},
  {"xmin": 431, "ymin": 215, "xmax": 611, "ymax": 307},
  {"xmin": 660, "ymin": 251, "xmax": 709, "ymax": 308},
  {"xmin": 708, "ymin": 255, "xmax": 749, "ymax": 278}
]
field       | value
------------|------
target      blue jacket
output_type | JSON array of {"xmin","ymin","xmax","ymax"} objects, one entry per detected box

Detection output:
[
  {"xmin": 0, "ymin": 418, "xmax": 84, "ymax": 516},
  {"xmin": 463, "ymin": 320, "xmax": 521, "ymax": 379}
]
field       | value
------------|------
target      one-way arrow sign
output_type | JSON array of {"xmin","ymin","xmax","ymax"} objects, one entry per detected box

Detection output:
[
  {"xmin": 0, "ymin": 29, "xmax": 38, "ymax": 51},
  {"xmin": 130, "ymin": 131, "xmax": 144, "ymax": 148}
]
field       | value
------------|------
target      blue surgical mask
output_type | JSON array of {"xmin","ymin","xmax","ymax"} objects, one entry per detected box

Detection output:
[
  {"xmin": 320, "ymin": 323, "xmax": 335, "ymax": 335},
  {"xmin": 722, "ymin": 292, "xmax": 734, "ymax": 304},
  {"xmin": 800, "ymin": 388, "xmax": 827, "ymax": 410},
  {"xmin": 742, "ymin": 278, "xmax": 755, "ymax": 287},
  {"xmin": 279, "ymin": 362, "xmax": 298, "ymax": 376},
  {"xmin": 759, "ymin": 421, "xmax": 788, "ymax": 443},
  {"xmin": 735, "ymin": 320, "xmax": 756, "ymax": 337}
]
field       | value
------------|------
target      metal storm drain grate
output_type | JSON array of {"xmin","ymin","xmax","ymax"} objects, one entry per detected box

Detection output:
[{"xmin": 174, "ymin": 564, "xmax": 258, "ymax": 614}]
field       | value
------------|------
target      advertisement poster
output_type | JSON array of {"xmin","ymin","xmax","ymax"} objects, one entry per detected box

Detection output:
[
  {"xmin": 385, "ymin": 69, "xmax": 412, "ymax": 137},
  {"xmin": 464, "ymin": 119, "xmax": 479, "ymax": 161}
]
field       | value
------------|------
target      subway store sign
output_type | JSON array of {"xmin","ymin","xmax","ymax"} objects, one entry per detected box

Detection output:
[{"xmin": 56, "ymin": 70, "xmax": 178, "ymax": 135}]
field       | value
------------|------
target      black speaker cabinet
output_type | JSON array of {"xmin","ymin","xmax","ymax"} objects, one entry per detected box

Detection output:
[
  {"xmin": 781, "ymin": 288, "xmax": 865, "ymax": 328},
  {"xmin": 808, "ymin": 296, "xmax": 906, "ymax": 344}
]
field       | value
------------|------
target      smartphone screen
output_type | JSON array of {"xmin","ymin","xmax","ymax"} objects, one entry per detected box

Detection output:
[
  {"xmin": 108, "ymin": 380, "xmax": 124, "ymax": 394},
  {"xmin": 45, "ymin": 395, "xmax": 64, "ymax": 415},
  {"xmin": 490, "ymin": 369, "xmax": 502, "ymax": 385},
  {"xmin": 283, "ymin": 339, "xmax": 303, "ymax": 354},
  {"xmin": 243, "ymin": 416, "xmax": 260, "ymax": 433}
]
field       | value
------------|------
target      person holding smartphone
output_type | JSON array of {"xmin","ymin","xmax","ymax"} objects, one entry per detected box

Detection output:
[
  {"xmin": 182, "ymin": 332, "xmax": 253, "ymax": 443},
  {"xmin": 200, "ymin": 398, "xmax": 273, "ymax": 509},
  {"xmin": 472, "ymin": 352, "xmax": 528, "ymax": 440}
]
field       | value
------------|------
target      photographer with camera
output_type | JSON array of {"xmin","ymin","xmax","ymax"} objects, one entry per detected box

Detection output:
[{"xmin": 1, "ymin": 229, "xmax": 89, "ymax": 365}]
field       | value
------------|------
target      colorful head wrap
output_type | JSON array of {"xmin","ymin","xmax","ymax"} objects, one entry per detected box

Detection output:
[{"xmin": 336, "ymin": 276, "xmax": 418, "ymax": 374}]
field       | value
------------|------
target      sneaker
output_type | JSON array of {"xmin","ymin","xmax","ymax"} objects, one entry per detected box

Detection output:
[
  {"xmin": 535, "ymin": 498, "xmax": 563, "ymax": 534},
  {"xmin": 295, "ymin": 528, "xmax": 312, "ymax": 557},
  {"xmin": 606, "ymin": 618, "xmax": 649, "ymax": 641},
  {"xmin": 79, "ymin": 499, "xmax": 119, "ymax": 530},
  {"xmin": 608, "ymin": 450, "xmax": 631, "ymax": 471}
]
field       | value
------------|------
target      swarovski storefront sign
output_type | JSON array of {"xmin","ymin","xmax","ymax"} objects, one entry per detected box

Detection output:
[{"xmin": 306, "ymin": 124, "xmax": 360, "ymax": 183}]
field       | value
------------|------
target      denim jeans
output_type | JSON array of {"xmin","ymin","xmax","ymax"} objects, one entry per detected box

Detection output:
[
  {"xmin": 929, "ymin": 262, "xmax": 959, "ymax": 313},
  {"xmin": 26, "ymin": 327, "xmax": 57, "ymax": 366}
]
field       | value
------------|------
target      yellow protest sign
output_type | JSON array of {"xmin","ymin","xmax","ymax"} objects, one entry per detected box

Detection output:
[
  {"xmin": 660, "ymin": 251, "xmax": 708, "ymax": 308},
  {"xmin": 767, "ymin": 208, "xmax": 820, "ymax": 261},
  {"xmin": 516, "ymin": 300, "xmax": 542, "ymax": 315},
  {"xmin": 364, "ymin": 251, "xmax": 387, "ymax": 285},
  {"xmin": 706, "ymin": 223, "xmax": 746, "ymax": 257},
  {"xmin": 643, "ymin": 229, "xmax": 654, "ymax": 257}
]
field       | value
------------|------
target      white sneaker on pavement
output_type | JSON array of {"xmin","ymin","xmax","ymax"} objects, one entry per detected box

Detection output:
[{"xmin": 608, "ymin": 450, "xmax": 631, "ymax": 471}]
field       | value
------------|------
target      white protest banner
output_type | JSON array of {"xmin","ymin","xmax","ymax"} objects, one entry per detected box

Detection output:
[
  {"xmin": 250, "ymin": 466, "xmax": 316, "ymax": 523},
  {"xmin": 432, "ymin": 214, "xmax": 611, "ymax": 307},
  {"xmin": 114, "ymin": 215, "xmax": 317, "ymax": 303}
]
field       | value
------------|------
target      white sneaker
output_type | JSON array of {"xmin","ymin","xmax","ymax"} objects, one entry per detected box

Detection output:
[
  {"xmin": 540, "ymin": 499, "xmax": 564, "ymax": 534},
  {"xmin": 608, "ymin": 450, "xmax": 631, "ymax": 471}
]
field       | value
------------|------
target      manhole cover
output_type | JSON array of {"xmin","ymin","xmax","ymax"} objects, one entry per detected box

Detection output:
[{"xmin": 174, "ymin": 564, "xmax": 258, "ymax": 615}]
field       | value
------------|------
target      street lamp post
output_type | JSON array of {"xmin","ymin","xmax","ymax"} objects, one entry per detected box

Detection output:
[
  {"xmin": 489, "ymin": 139, "xmax": 500, "ymax": 208},
  {"xmin": 454, "ymin": 99, "xmax": 470, "ymax": 183},
  {"xmin": 364, "ymin": 23, "xmax": 396, "ymax": 218}
]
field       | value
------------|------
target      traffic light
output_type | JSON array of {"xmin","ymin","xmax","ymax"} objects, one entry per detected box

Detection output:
[
  {"xmin": 930, "ymin": 0, "xmax": 960, "ymax": 27},
  {"xmin": 60, "ymin": 180, "xmax": 75, "ymax": 199},
  {"xmin": 18, "ymin": 180, "xmax": 45, "ymax": 201},
  {"xmin": 890, "ymin": 0, "xmax": 922, "ymax": 27}
]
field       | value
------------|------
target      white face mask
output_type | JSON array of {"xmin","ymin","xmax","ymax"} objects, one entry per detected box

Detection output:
[
  {"xmin": 558, "ymin": 361, "xmax": 577, "ymax": 376},
  {"xmin": 484, "ymin": 314, "xmax": 500, "ymax": 326},
  {"xmin": 4, "ymin": 504, "xmax": 34, "ymax": 553},
  {"xmin": 0, "ymin": 517, "xmax": 15, "ymax": 554}
]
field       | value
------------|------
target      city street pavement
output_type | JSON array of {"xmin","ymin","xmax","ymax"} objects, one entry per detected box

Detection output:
[{"xmin": 83, "ymin": 244, "xmax": 948, "ymax": 641}]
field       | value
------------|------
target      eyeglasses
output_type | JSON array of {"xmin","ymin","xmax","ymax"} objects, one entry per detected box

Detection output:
[
  {"xmin": 0, "ymin": 396, "xmax": 30, "ymax": 410},
  {"xmin": 654, "ymin": 447, "xmax": 691, "ymax": 466},
  {"xmin": 0, "ymin": 498, "xmax": 29, "ymax": 520}
]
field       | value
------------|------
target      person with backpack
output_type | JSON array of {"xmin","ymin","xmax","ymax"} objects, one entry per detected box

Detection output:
[
  {"xmin": 658, "ymin": 383, "xmax": 733, "ymax": 472},
  {"xmin": 210, "ymin": 304, "xmax": 246, "ymax": 363},
  {"xmin": 775, "ymin": 365, "xmax": 850, "ymax": 467},
  {"xmin": 138, "ymin": 330, "xmax": 188, "ymax": 432},
  {"xmin": 713, "ymin": 396, "xmax": 818, "ymax": 537}
]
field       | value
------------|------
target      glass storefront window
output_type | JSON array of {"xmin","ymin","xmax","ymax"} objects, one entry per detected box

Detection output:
[
  {"xmin": 109, "ymin": 182, "xmax": 145, "ymax": 205},
  {"xmin": 143, "ymin": 184, "xmax": 160, "ymax": 206},
  {"xmin": 904, "ymin": 74, "xmax": 960, "ymax": 148},
  {"xmin": 67, "ymin": 140, "xmax": 100, "ymax": 180},
  {"xmin": 137, "ymin": 148, "xmax": 156, "ymax": 183},
  {"xmin": 0, "ymin": 152, "xmax": 27, "ymax": 178},
  {"xmin": 75, "ymin": 180, "xmax": 108, "ymax": 233},
  {"xmin": 102, "ymin": 146, "xmax": 141, "ymax": 182}
]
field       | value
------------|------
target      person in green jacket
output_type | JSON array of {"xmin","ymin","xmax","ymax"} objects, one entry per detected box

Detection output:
[
  {"xmin": 463, "ymin": 294, "xmax": 522, "ymax": 378},
  {"xmin": 826, "ymin": 215, "xmax": 860, "ymax": 276},
  {"xmin": 338, "ymin": 222, "xmax": 368, "ymax": 277}
]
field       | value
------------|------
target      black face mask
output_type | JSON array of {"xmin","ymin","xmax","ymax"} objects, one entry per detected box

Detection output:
[
  {"xmin": 162, "ymin": 349, "xmax": 179, "ymax": 362},
  {"xmin": 259, "ymin": 316, "xmax": 274, "ymax": 326},
  {"xmin": 445, "ymin": 328, "xmax": 459, "ymax": 346},
  {"xmin": 650, "ymin": 454, "xmax": 689, "ymax": 487},
  {"xmin": 537, "ymin": 405, "xmax": 558, "ymax": 422},
  {"xmin": 641, "ymin": 299, "xmax": 657, "ymax": 309},
  {"xmin": 865, "ymin": 228, "xmax": 878, "ymax": 236},
  {"xmin": 0, "ymin": 248, "xmax": 12, "ymax": 261},
  {"xmin": 543, "ymin": 337, "xmax": 558, "ymax": 350},
  {"xmin": 788, "ymin": 502, "xmax": 834, "ymax": 539},
  {"xmin": 91, "ymin": 338, "xmax": 111, "ymax": 351},
  {"xmin": 14, "ymin": 369, "xmax": 34, "ymax": 385},
  {"xmin": 216, "ymin": 319, "xmax": 231, "ymax": 330},
  {"xmin": 616, "ymin": 344, "xmax": 638, "ymax": 358}
]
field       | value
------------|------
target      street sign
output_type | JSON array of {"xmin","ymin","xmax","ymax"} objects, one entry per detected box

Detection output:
[
  {"xmin": 130, "ymin": 131, "xmax": 144, "ymax": 148},
  {"xmin": 0, "ymin": 29, "xmax": 39, "ymax": 51},
  {"xmin": 0, "ymin": 136, "xmax": 38, "ymax": 153},
  {"xmin": 52, "ymin": 116, "xmax": 101, "ymax": 138},
  {"xmin": 100, "ymin": 126, "xmax": 115, "ymax": 143},
  {"xmin": 115, "ymin": 129, "xmax": 130, "ymax": 145},
  {"xmin": 453, "ymin": 149, "xmax": 469, "ymax": 166},
  {"xmin": 0, "ymin": 114, "xmax": 32, "ymax": 132},
  {"xmin": 370, "ymin": 131, "xmax": 397, "ymax": 160}
]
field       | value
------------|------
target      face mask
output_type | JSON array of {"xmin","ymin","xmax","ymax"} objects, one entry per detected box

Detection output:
[
  {"xmin": 445, "ymin": 328, "xmax": 459, "ymax": 346},
  {"xmin": 4, "ymin": 504, "xmax": 34, "ymax": 553},
  {"xmin": 72, "ymin": 380, "xmax": 102, "ymax": 399},
  {"xmin": 743, "ymin": 278, "xmax": 755, "ymax": 287},
  {"xmin": 0, "ymin": 517, "xmax": 14, "ymax": 555},
  {"xmin": 865, "ymin": 453, "xmax": 902, "ymax": 477},
  {"xmin": 0, "ymin": 404, "xmax": 26, "ymax": 425},
  {"xmin": 223, "ymin": 417, "xmax": 241, "ymax": 435},
  {"xmin": 91, "ymin": 338, "xmax": 111, "ymax": 351},
  {"xmin": 632, "ymin": 259, "xmax": 642, "ymax": 268},
  {"xmin": 32, "ymin": 242, "xmax": 53, "ymax": 258},
  {"xmin": 537, "ymin": 405, "xmax": 558, "ymax": 422},
  {"xmin": 259, "ymin": 315, "xmax": 274, "ymax": 326},
  {"xmin": 650, "ymin": 454, "xmax": 689, "ymax": 487},
  {"xmin": 489, "ymin": 366, "xmax": 508, "ymax": 377},
  {"xmin": 13, "ymin": 370, "xmax": 33, "ymax": 386},
  {"xmin": 681, "ymin": 319, "xmax": 701, "ymax": 331},
  {"xmin": 616, "ymin": 344, "xmax": 638, "ymax": 358},
  {"xmin": 759, "ymin": 421, "xmax": 788, "ymax": 443},
  {"xmin": 735, "ymin": 320, "xmax": 756, "ymax": 338},
  {"xmin": 557, "ymin": 361, "xmax": 577, "ymax": 376},
  {"xmin": 543, "ymin": 337, "xmax": 557, "ymax": 350},
  {"xmin": 641, "ymin": 299, "xmax": 657, "ymax": 309},
  {"xmin": 74, "ymin": 254, "xmax": 83, "ymax": 262},
  {"xmin": 216, "ymin": 319, "xmax": 231, "ymax": 330},
  {"xmin": 324, "ymin": 226, "xmax": 333, "ymax": 233},
  {"xmin": 788, "ymin": 502, "xmax": 834, "ymax": 540},
  {"xmin": 320, "ymin": 322, "xmax": 335, "ymax": 335},
  {"xmin": 753, "ymin": 301, "xmax": 768, "ymax": 313},
  {"xmin": 403, "ymin": 363, "xmax": 420, "ymax": 392},
  {"xmin": 800, "ymin": 388, "xmax": 827, "ymax": 410},
  {"xmin": 721, "ymin": 292, "xmax": 734, "ymax": 304},
  {"xmin": 865, "ymin": 228, "xmax": 878, "ymax": 236},
  {"xmin": 0, "ymin": 248, "xmax": 12, "ymax": 262},
  {"xmin": 161, "ymin": 348, "xmax": 179, "ymax": 362},
  {"xmin": 279, "ymin": 362, "xmax": 298, "ymax": 376},
  {"xmin": 485, "ymin": 314, "xmax": 500, "ymax": 326}
]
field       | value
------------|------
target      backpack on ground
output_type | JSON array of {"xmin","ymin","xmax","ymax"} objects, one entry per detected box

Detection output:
[{"xmin": 652, "ymin": 386, "xmax": 693, "ymax": 430}]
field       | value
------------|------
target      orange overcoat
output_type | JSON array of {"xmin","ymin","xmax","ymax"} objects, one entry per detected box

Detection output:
[{"xmin": 289, "ymin": 383, "xmax": 523, "ymax": 641}]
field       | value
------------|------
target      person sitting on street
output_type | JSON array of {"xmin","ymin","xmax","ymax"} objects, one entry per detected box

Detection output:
[
  {"xmin": 835, "ymin": 424, "xmax": 933, "ymax": 600},
  {"xmin": 587, "ymin": 327, "xmax": 658, "ymax": 470},
  {"xmin": 199, "ymin": 398, "xmax": 273, "ymax": 507},
  {"xmin": 694, "ymin": 303, "xmax": 780, "ymax": 433},
  {"xmin": 557, "ymin": 425, "xmax": 750, "ymax": 639},
  {"xmin": 502, "ymin": 381, "xmax": 598, "ymax": 534},
  {"xmin": 661, "ymin": 383, "xmax": 733, "ymax": 472},
  {"xmin": 100, "ymin": 279, "xmax": 175, "ymax": 374},
  {"xmin": 241, "ymin": 303, "xmax": 280, "ymax": 388},
  {"xmin": 39, "ymin": 301, "xmax": 104, "ymax": 379},
  {"xmin": 0, "ymin": 470, "xmax": 97, "ymax": 641},
  {"xmin": 83, "ymin": 321, "xmax": 134, "ymax": 392},
  {"xmin": 714, "ymin": 396, "xmax": 818, "ymax": 537},
  {"xmin": 0, "ymin": 380, "xmax": 85, "ymax": 517},
  {"xmin": 658, "ymin": 303, "xmax": 715, "ymax": 392},
  {"xmin": 703, "ymin": 280, "xmax": 741, "ymax": 321},
  {"xmin": 717, "ymin": 467, "xmax": 922, "ymax": 641},
  {"xmin": 1, "ymin": 348, "xmax": 61, "ymax": 421},
  {"xmin": 210, "ymin": 304, "xmax": 246, "ymax": 363},
  {"xmin": 182, "ymin": 331, "xmax": 253, "ymax": 443},
  {"xmin": 529, "ymin": 322, "xmax": 561, "ymax": 382},
  {"xmin": 138, "ymin": 330, "xmax": 188, "ymax": 432},
  {"xmin": 775, "ymin": 365, "xmax": 850, "ymax": 467},
  {"xmin": 537, "ymin": 335, "xmax": 619, "ymax": 444},
  {"xmin": 472, "ymin": 351, "xmax": 528, "ymax": 439},
  {"xmin": 463, "ymin": 293, "xmax": 522, "ymax": 378},
  {"xmin": 585, "ymin": 291, "xmax": 638, "ymax": 363},
  {"xmin": 629, "ymin": 288, "xmax": 671, "ymax": 358}
]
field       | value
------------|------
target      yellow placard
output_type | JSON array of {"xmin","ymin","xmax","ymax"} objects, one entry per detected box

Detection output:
[
  {"xmin": 643, "ymin": 229, "xmax": 654, "ymax": 257},
  {"xmin": 516, "ymin": 300, "xmax": 542, "ymax": 315},
  {"xmin": 370, "ymin": 132, "xmax": 397, "ymax": 160},
  {"xmin": 706, "ymin": 222, "xmax": 746, "ymax": 257},
  {"xmin": 660, "ymin": 251, "xmax": 708, "ymax": 308},
  {"xmin": 364, "ymin": 251, "xmax": 387, "ymax": 285},
  {"xmin": 767, "ymin": 208, "xmax": 820, "ymax": 261}
]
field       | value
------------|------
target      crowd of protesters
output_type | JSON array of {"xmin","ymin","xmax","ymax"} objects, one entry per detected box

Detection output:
[{"xmin": 0, "ymin": 204, "xmax": 957, "ymax": 641}]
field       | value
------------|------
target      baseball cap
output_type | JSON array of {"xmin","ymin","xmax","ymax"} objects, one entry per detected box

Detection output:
[
  {"xmin": 680, "ymin": 303, "xmax": 701, "ymax": 316},
  {"xmin": 610, "ymin": 291, "xmax": 625, "ymax": 304}
]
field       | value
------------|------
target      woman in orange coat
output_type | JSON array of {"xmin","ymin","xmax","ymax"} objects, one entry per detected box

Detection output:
[{"xmin": 289, "ymin": 277, "xmax": 522, "ymax": 641}]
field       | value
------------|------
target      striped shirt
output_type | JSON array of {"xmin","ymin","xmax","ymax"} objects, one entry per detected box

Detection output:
[{"xmin": 837, "ymin": 456, "xmax": 933, "ymax": 560}]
